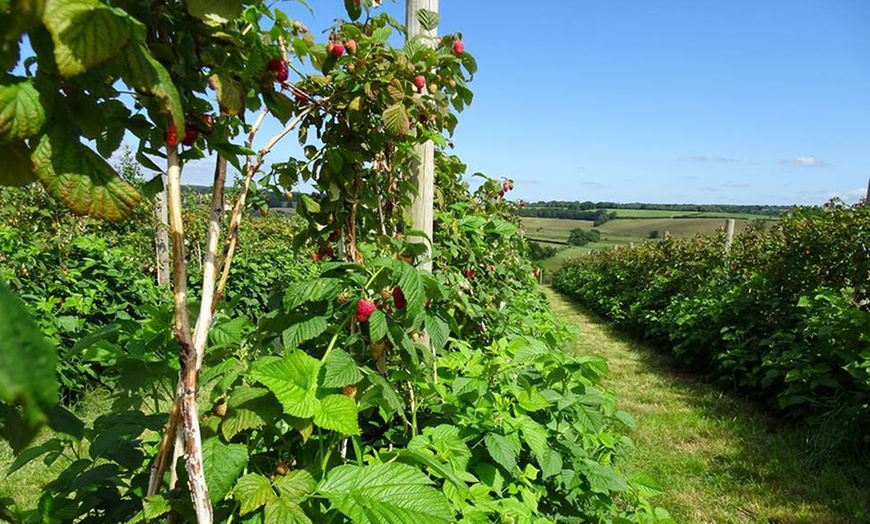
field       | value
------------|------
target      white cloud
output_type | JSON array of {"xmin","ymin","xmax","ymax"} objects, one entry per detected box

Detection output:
[{"xmin": 781, "ymin": 156, "xmax": 831, "ymax": 168}]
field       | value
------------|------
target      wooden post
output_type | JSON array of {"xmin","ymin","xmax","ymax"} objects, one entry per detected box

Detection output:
[
  {"xmin": 866, "ymin": 177, "xmax": 870, "ymax": 203},
  {"xmin": 663, "ymin": 231, "xmax": 670, "ymax": 240},
  {"xmin": 724, "ymin": 219, "xmax": 736, "ymax": 253},
  {"xmin": 629, "ymin": 242, "xmax": 635, "ymax": 248},
  {"xmin": 406, "ymin": 0, "xmax": 438, "ymax": 272},
  {"xmin": 155, "ymin": 175, "xmax": 170, "ymax": 286}
]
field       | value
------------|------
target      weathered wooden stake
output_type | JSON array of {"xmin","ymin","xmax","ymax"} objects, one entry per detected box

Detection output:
[
  {"xmin": 406, "ymin": 0, "xmax": 438, "ymax": 272},
  {"xmin": 724, "ymin": 218, "xmax": 736, "ymax": 253},
  {"xmin": 663, "ymin": 231, "xmax": 671, "ymax": 240}
]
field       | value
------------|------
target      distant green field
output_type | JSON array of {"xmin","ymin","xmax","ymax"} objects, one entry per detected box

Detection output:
[
  {"xmin": 522, "ymin": 217, "xmax": 594, "ymax": 244},
  {"xmin": 598, "ymin": 217, "xmax": 754, "ymax": 239},
  {"xmin": 524, "ymin": 211, "xmax": 778, "ymax": 279},
  {"xmin": 606, "ymin": 209, "xmax": 774, "ymax": 220}
]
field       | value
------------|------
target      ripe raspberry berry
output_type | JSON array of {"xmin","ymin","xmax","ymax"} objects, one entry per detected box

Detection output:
[
  {"xmin": 332, "ymin": 42, "xmax": 345, "ymax": 58},
  {"xmin": 201, "ymin": 114, "xmax": 215, "ymax": 136},
  {"xmin": 414, "ymin": 75, "xmax": 426, "ymax": 92},
  {"xmin": 268, "ymin": 58, "xmax": 289, "ymax": 82},
  {"xmin": 392, "ymin": 286, "xmax": 406, "ymax": 309},
  {"xmin": 165, "ymin": 122, "xmax": 178, "ymax": 147},
  {"xmin": 324, "ymin": 247, "xmax": 334, "ymax": 257},
  {"xmin": 453, "ymin": 40, "xmax": 465, "ymax": 55},
  {"xmin": 356, "ymin": 299, "xmax": 376, "ymax": 322},
  {"xmin": 312, "ymin": 251, "xmax": 323, "ymax": 262},
  {"xmin": 464, "ymin": 268, "xmax": 475, "ymax": 279},
  {"xmin": 181, "ymin": 126, "xmax": 199, "ymax": 146}
]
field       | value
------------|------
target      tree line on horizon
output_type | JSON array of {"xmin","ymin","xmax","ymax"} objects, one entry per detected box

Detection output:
[{"xmin": 519, "ymin": 200, "xmax": 788, "ymax": 218}]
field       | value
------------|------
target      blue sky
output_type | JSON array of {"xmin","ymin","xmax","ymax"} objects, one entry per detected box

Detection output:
[{"xmin": 171, "ymin": 1, "xmax": 870, "ymax": 204}]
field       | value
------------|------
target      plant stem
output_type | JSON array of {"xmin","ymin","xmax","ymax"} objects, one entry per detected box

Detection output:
[{"xmin": 165, "ymin": 146, "xmax": 213, "ymax": 523}]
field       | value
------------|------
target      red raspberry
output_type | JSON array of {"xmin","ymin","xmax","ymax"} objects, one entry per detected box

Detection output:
[
  {"xmin": 453, "ymin": 40, "xmax": 464, "ymax": 55},
  {"xmin": 356, "ymin": 299, "xmax": 377, "ymax": 322},
  {"xmin": 464, "ymin": 268, "xmax": 475, "ymax": 279},
  {"xmin": 181, "ymin": 126, "xmax": 199, "ymax": 146},
  {"xmin": 165, "ymin": 122, "xmax": 178, "ymax": 147},
  {"xmin": 324, "ymin": 247, "xmax": 334, "ymax": 257},
  {"xmin": 414, "ymin": 75, "xmax": 426, "ymax": 92},
  {"xmin": 392, "ymin": 286, "xmax": 406, "ymax": 309},
  {"xmin": 268, "ymin": 58, "xmax": 289, "ymax": 82},
  {"xmin": 332, "ymin": 42, "xmax": 345, "ymax": 58},
  {"xmin": 201, "ymin": 114, "xmax": 215, "ymax": 136}
]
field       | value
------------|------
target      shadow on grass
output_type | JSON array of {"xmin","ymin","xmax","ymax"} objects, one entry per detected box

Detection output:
[{"xmin": 548, "ymin": 289, "xmax": 870, "ymax": 524}]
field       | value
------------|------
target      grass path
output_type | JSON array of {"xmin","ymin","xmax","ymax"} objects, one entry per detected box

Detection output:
[{"xmin": 544, "ymin": 287, "xmax": 870, "ymax": 524}]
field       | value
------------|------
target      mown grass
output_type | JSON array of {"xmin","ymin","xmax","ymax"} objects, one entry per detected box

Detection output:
[
  {"xmin": 0, "ymin": 389, "xmax": 114, "ymax": 515},
  {"xmin": 545, "ymin": 287, "xmax": 870, "ymax": 524},
  {"xmin": 597, "ymin": 217, "xmax": 755, "ymax": 239}
]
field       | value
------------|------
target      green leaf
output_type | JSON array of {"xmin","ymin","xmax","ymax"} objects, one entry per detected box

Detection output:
[
  {"xmin": 250, "ymin": 353, "xmax": 321, "ymax": 419},
  {"xmin": 209, "ymin": 73, "xmax": 244, "ymax": 116},
  {"xmin": 235, "ymin": 473, "xmax": 276, "ymax": 516},
  {"xmin": 0, "ymin": 281, "xmax": 58, "ymax": 427},
  {"xmin": 371, "ymin": 26, "xmax": 392, "ymax": 43},
  {"xmin": 631, "ymin": 472, "xmax": 663, "ymax": 498},
  {"xmin": 0, "ymin": 76, "xmax": 45, "ymax": 142},
  {"xmin": 583, "ymin": 459, "xmax": 629, "ymax": 494},
  {"xmin": 273, "ymin": 470, "xmax": 316, "ymax": 501},
  {"xmin": 425, "ymin": 315, "xmax": 449, "ymax": 354},
  {"xmin": 31, "ymin": 130, "xmax": 142, "ymax": 221},
  {"xmin": 517, "ymin": 387, "xmax": 550, "ymax": 412},
  {"xmin": 115, "ymin": 42, "xmax": 184, "ymax": 133},
  {"xmin": 395, "ymin": 261, "xmax": 425, "ymax": 323},
  {"xmin": 322, "ymin": 348, "xmax": 363, "ymax": 388},
  {"xmin": 343, "ymin": 0, "xmax": 362, "ymax": 21},
  {"xmin": 202, "ymin": 437, "xmax": 249, "ymax": 503},
  {"xmin": 6, "ymin": 438, "xmax": 62, "ymax": 476},
  {"xmin": 484, "ymin": 433, "xmax": 519, "ymax": 473},
  {"xmin": 282, "ymin": 316, "xmax": 328, "ymax": 350},
  {"xmin": 42, "ymin": 0, "xmax": 132, "ymax": 77},
  {"xmin": 313, "ymin": 394, "xmax": 359, "ymax": 436},
  {"xmin": 367, "ymin": 309, "xmax": 388, "ymax": 342},
  {"xmin": 382, "ymin": 103, "xmax": 410, "ymax": 136},
  {"xmin": 263, "ymin": 90, "xmax": 295, "ymax": 125},
  {"xmin": 416, "ymin": 9, "xmax": 440, "ymax": 31},
  {"xmin": 185, "ymin": 0, "xmax": 242, "ymax": 23},
  {"xmin": 0, "ymin": 140, "xmax": 36, "ymax": 186},
  {"xmin": 264, "ymin": 495, "xmax": 312, "ymax": 524},
  {"xmin": 142, "ymin": 495, "xmax": 171, "ymax": 520},
  {"xmin": 284, "ymin": 278, "xmax": 341, "ymax": 310},
  {"xmin": 318, "ymin": 463, "xmax": 452, "ymax": 524}
]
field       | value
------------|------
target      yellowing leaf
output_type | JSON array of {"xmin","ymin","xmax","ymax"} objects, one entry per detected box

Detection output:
[
  {"xmin": 0, "ymin": 76, "xmax": 45, "ymax": 142},
  {"xmin": 42, "ymin": 0, "xmax": 132, "ymax": 77},
  {"xmin": 383, "ymin": 103, "xmax": 410, "ymax": 136},
  {"xmin": 31, "ymin": 130, "xmax": 142, "ymax": 221}
]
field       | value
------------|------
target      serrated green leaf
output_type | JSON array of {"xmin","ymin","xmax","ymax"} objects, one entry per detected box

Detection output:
[
  {"xmin": 263, "ymin": 89, "xmax": 295, "ymax": 125},
  {"xmin": 313, "ymin": 394, "xmax": 359, "ymax": 436},
  {"xmin": 583, "ymin": 459, "xmax": 629, "ymax": 494},
  {"xmin": 210, "ymin": 73, "xmax": 244, "ymax": 116},
  {"xmin": 382, "ymin": 103, "xmax": 410, "ymax": 136},
  {"xmin": 367, "ymin": 309, "xmax": 388, "ymax": 342},
  {"xmin": 484, "ymin": 433, "xmax": 519, "ymax": 473},
  {"xmin": 235, "ymin": 473, "xmax": 276, "ymax": 516},
  {"xmin": 221, "ymin": 391, "xmax": 281, "ymax": 441},
  {"xmin": 322, "ymin": 348, "xmax": 363, "ymax": 388},
  {"xmin": 31, "ymin": 130, "xmax": 142, "ymax": 221},
  {"xmin": 395, "ymin": 261, "xmax": 425, "ymax": 322},
  {"xmin": 115, "ymin": 41, "xmax": 184, "ymax": 132},
  {"xmin": 0, "ymin": 76, "xmax": 45, "ymax": 142},
  {"xmin": 537, "ymin": 449, "xmax": 563, "ymax": 479},
  {"xmin": 425, "ymin": 315, "xmax": 449, "ymax": 354},
  {"xmin": 185, "ymin": 0, "xmax": 242, "ymax": 23},
  {"xmin": 284, "ymin": 278, "xmax": 341, "ymax": 310},
  {"xmin": 318, "ymin": 463, "xmax": 452, "ymax": 524},
  {"xmin": 0, "ymin": 281, "xmax": 58, "ymax": 429},
  {"xmin": 517, "ymin": 387, "xmax": 551, "ymax": 412},
  {"xmin": 142, "ymin": 494, "xmax": 171, "ymax": 520},
  {"xmin": 416, "ymin": 9, "xmax": 440, "ymax": 31},
  {"xmin": 282, "ymin": 316, "xmax": 328, "ymax": 350},
  {"xmin": 273, "ymin": 470, "xmax": 316, "ymax": 502},
  {"xmin": 265, "ymin": 495, "xmax": 312, "ymax": 524},
  {"xmin": 250, "ymin": 353, "xmax": 321, "ymax": 418},
  {"xmin": 0, "ymin": 140, "xmax": 36, "ymax": 186},
  {"xmin": 371, "ymin": 26, "xmax": 392, "ymax": 43},
  {"xmin": 42, "ymin": 0, "xmax": 131, "ymax": 77},
  {"xmin": 6, "ymin": 438, "xmax": 62, "ymax": 476},
  {"xmin": 202, "ymin": 437, "xmax": 249, "ymax": 503}
]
